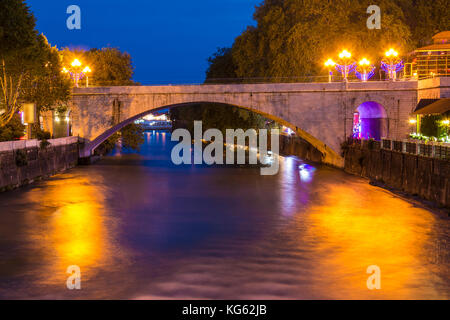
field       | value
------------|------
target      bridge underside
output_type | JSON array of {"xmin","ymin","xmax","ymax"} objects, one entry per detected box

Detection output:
[{"xmin": 76, "ymin": 102, "xmax": 343, "ymax": 167}]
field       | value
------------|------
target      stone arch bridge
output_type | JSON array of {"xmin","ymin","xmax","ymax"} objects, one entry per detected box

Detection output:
[{"xmin": 69, "ymin": 78, "xmax": 448, "ymax": 167}]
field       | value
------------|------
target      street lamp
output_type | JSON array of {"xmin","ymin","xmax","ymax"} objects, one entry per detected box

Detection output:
[
  {"xmin": 82, "ymin": 66, "xmax": 92, "ymax": 87},
  {"xmin": 381, "ymin": 48, "xmax": 403, "ymax": 81},
  {"xmin": 336, "ymin": 50, "xmax": 356, "ymax": 82},
  {"xmin": 356, "ymin": 58, "xmax": 375, "ymax": 82},
  {"xmin": 62, "ymin": 59, "xmax": 92, "ymax": 88},
  {"xmin": 324, "ymin": 59, "xmax": 336, "ymax": 83}
]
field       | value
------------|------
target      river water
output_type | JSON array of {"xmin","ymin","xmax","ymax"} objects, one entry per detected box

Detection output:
[{"xmin": 0, "ymin": 131, "xmax": 448, "ymax": 299}]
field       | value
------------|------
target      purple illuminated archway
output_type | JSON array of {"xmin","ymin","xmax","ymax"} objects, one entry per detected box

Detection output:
[{"xmin": 355, "ymin": 101, "xmax": 388, "ymax": 140}]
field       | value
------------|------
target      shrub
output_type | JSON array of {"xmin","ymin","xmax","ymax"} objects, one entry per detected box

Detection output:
[
  {"xmin": 0, "ymin": 114, "xmax": 26, "ymax": 141},
  {"xmin": 35, "ymin": 127, "xmax": 51, "ymax": 140},
  {"xmin": 40, "ymin": 139, "xmax": 51, "ymax": 149}
]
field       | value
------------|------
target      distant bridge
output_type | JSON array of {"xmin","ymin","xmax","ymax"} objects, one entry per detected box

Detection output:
[{"xmin": 69, "ymin": 77, "xmax": 449, "ymax": 167}]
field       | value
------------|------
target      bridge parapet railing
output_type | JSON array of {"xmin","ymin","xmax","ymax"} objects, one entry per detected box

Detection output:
[
  {"xmin": 379, "ymin": 138, "xmax": 450, "ymax": 160},
  {"xmin": 347, "ymin": 138, "xmax": 450, "ymax": 161},
  {"xmin": 347, "ymin": 137, "xmax": 450, "ymax": 160}
]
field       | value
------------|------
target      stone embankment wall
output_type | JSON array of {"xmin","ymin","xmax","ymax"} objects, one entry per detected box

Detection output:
[
  {"xmin": 279, "ymin": 134, "xmax": 325, "ymax": 164},
  {"xmin": 0, "ymin": 137, "xmax": 79, "ymax": 192},
  {"xmin": 344, "ymin": 143, "xmax": 450, "ymax": 209}
]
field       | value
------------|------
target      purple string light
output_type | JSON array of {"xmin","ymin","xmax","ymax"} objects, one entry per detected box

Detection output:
[
  {"xmin": 381, "ymin": 60, "xmax": 404, "ymax": 74},
  {"xmin": 335, "ymin": 62, "xmax": 357, "ymax": 77},
  {"xmin": 356, "ymin": 66, "xmax": 376, "ymax": 81}
]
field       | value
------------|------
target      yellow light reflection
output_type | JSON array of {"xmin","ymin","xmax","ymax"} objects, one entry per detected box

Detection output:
[
  {"xmin": 24, "ymin": 175, "xmax": 114, "ymax": 287},
  {"xmin": 299, "ymin": 182, "xmax": 440, "ymax": 299}
]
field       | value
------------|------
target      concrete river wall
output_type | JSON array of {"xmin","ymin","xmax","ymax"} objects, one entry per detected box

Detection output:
[
  {"xmin": 0, "ymin": 137, "xmax": 79, "ymax": 192},
  {"xmin": 344, "ymin": 142, "xmax": 450, "ymax": 209}
]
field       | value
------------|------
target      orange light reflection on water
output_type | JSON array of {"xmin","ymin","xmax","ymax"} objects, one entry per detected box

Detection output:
[
  {"xmin": 24, "ymin": 175, "xmax": 112, "ymax": 289},
  {"xmin": 299, "ymin": 182, "xmax": 445, "ymax": 299}
]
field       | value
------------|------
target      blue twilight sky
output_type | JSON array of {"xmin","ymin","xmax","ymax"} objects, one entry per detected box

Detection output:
[{"xmin": 26, "ymin": 0, "xmax": 260, "ymax": 84}]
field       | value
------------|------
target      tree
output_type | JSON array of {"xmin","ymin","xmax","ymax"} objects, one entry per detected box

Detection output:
[
  {"xmin": 205, "ymin": 48, "xmax": 237, "ymax": 83},
  {"xmin": 0, "ymin": 0, "xmax": 71, "ymax": 129},
  {"xmin": 206, "ymin": 0, "xmax": 449, "ymax": 82},
  {"xmin": 23, "ymin": 35, "xmax": 71, "ymax": 130},
  {"xmin": 0, "ymin": 0, "xmax": 37, "ymax": 126},
  {"xmin": 231, "ymin": 0, "xmax": 411, "ymax": 81},
  {"xmin": 88, "ymin": 48, "xmax": 135, "ymax": 86},
  {"xmin": 61, "ymin": 47, "xmax": 136, "ymax": 86},
  {"xmin": 95, "ymin": 123, "xmax": 144, "ymax": 155},
  {"xmin": 170, "ymin": 103, "xmax": 277, "ymax": 136},
  {"xmin": 396, "ymin": 0, "xmax": 450, "ymax": 47},
  {"xmin": 0, "ymin": 113, "xmax": 25, "ymax": 141}
]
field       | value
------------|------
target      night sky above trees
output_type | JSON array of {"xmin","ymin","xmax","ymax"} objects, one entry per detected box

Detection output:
[
  {"xmin": 9, "ymin": 0, "xmax": 450, "ymax": 85},
  {"xmin": 25, "ymin": 0, "xmax": 260, "ymax": 84}
]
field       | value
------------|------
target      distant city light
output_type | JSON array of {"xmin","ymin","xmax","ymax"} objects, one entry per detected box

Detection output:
[{"xmin": 143, "ymin": 114, "xmax": 168, "ymax": 121}]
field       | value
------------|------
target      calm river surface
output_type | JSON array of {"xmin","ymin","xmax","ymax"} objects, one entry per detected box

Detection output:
[{"xmin": 0, "ymin": 131, "xmax": 448, "ymax": 299}]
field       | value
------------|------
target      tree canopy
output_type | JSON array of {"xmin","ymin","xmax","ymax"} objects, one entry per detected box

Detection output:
[
  {"xmin": 61, "ymin": 47, "xmax": 136, "ymax": 86},
  {"xmin": 0, "ymin": 0, "xmax": 70, "ymax": 127},
  {"xmin": 206, "ymin": 0, "xmax": 449, "ymax": 82}
]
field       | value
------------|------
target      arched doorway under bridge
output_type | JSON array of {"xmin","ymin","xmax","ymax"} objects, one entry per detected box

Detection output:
[{"xmin": 353, "ymin": 101, "xmax": 388, "ymax": 141}]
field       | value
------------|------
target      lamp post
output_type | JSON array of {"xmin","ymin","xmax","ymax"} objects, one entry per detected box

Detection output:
[
  {"xmin": 83, "ymin": 66, "xmax": 92, "ymax": 87},
  {"xmin": 357, "ymin": 58, "xmax": 374, "ymax": 82},
  {"xmin": 336, "ymin": 50, "xmax": 356, "ymax": 82},
  {"xmin": 382, "ymin": 48, "xmax": 403, "ymax": 81},
  {"xmin": 62, "ymin": 59, "xmax": 92, "ymax": 88},
  {"xmin": 324, "ymin": 59, "xmax": 336, "ymax": 83}
]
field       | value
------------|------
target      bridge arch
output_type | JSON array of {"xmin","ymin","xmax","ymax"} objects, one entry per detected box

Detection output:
[{"xmin": 79, "ymin": 101, "xmax": 343, "ymax": 167}]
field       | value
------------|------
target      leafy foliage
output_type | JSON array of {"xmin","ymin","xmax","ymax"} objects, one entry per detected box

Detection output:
[
  {"xmin": 206, "ymin": 0, "xmax": 449, "ymax": 82},
  {"xmin": 420, "ymin": 115, "xmax": 446, "ymax": 139},
  {"xmin": 95, "ymin": 123, "xmax": 145, "ymax": 155},
  {"xmin": 205, "ymin": 48, "xmax": 237, "ymax": 83},
  {"xmin": 396, "ymin": 0, "xmax": 450, "ymax": 47},
  {"xmin": 170, "ymin": 103, "xmax": 278, "ymax": 135},
  {"xmin": 0, "ymin": 0, "xmax": 70, "ymax": 127},
  {"xmin": 61, "ymin": 47, "xmax": 136, "ymax": 86},
  {"xmin": 0, "ymin": 113, "xmax": 25, "ymax": 141}
]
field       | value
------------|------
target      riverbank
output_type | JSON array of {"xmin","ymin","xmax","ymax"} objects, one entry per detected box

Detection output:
[
  {"xmin": 343, "ymin": 141, "xmax": 450, "ymax": 211},
  {"xmin": 0, "ymin": 137, "xmax": 79, "ymax": 192}
]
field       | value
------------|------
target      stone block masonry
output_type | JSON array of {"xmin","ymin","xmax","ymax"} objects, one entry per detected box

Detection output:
[
  {"xmin": 0, "ymin": 137, "xmax": 79, "ymax": 192},
  {"xmin": 344, "ymin": 144, "xmax": 450, "ymax": 209}
]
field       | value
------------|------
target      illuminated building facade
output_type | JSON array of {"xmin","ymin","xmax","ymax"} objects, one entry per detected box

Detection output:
[{"xmin": 405, "ymin": 31, "xmax": 450, "ymax": 79}]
